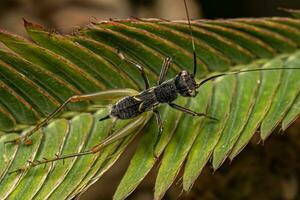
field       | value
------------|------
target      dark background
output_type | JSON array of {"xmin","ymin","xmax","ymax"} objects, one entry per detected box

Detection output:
[{"xmin": 1, "ymin": 0, "xmax": 300, "ymax": 199}]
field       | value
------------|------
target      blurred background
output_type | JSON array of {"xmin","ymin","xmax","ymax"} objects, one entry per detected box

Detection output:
[
  {"xmin": 1, "ymin": 0, "xmax": 300, "ymax": 36},
  {"xmin": 1, "ymin": 0, "xmax": 300, "ymax": 199}
]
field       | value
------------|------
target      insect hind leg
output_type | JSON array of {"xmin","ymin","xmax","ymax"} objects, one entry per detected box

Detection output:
[
  {"xmin": 9, "ymin": 117, "xmax": 139, "ymax": 174},
  {"xmin": 5, "ymin": 94, "xmax": 83, "ymax": 146},
  {"xmin": 5, "ymin": 89, "xmax": 137, "ymax": 146}
]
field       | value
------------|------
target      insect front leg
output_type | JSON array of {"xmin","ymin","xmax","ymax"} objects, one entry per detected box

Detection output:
[
  {"xmin": 5, "ymin": 89, "xmax": 138, "ymax": 145},
  {"xmin": 117, "ymin": 49, "xmax": 150, "ymax": 89},
  {"xmin": 158, "ymin": 57, "xmax": 173, "ymax": 85},
  {"xmin": 168, "ymin": 103, "xmax": 218, "ymax": 121},
  {"xmin": 153, "ymin": 109, "xmax": 164, "ymax": 158}
]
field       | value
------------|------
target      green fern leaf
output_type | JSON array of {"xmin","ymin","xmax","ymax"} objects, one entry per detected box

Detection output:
[{"xmin": 0, "ymin": 17, "xmax": 300, "ymax": 200}]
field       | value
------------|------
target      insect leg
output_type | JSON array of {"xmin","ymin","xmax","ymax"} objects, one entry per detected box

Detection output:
[
  {"xmin": 168, "ymin": 103, "xmax": 218, "ymax": 121},
  {"xmin": 5, "ymin": 89, "xmax": 138, "ymax": 145},
  {"xmin": 117, "ymin": 49, "xmax": 150, "ymax": 89},
  {"xmin": 9, "ymin": 115, "xmax": 145, "ymax": 173},
  {"xmin": 99, "ymin": 115, "xmax": 110, "ymax": 121},
  {"xmin": 158, "ymin": 57, "xmax": 172, "ymax": 85},
  {"xmin": 153, "ymin": 109, "xmax": 164, "ymax": 157}
]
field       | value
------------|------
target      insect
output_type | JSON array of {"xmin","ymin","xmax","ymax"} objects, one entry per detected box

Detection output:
[{"xmin": 6, "ymin": 0, "xmax": 300, "ymax": 172}]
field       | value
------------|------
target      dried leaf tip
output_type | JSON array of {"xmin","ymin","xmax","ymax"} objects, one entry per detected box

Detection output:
[{"xmin": 23, "ymin": 18, "xmax": 44, "ymax": 30}]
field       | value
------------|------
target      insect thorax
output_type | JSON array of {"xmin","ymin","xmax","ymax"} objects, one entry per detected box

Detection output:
[
  {"xmin": 154, "ymin": 79, "xmax": 178, "ymax": 103},
  {"xmin": 136, "ymin": 79, "xmax": 178, "ymax": 112}
]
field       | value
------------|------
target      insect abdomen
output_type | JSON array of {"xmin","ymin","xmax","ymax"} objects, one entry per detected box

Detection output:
[{"xmin": 110, "ymin": 96, "xmax": 141, "ymax": 119}]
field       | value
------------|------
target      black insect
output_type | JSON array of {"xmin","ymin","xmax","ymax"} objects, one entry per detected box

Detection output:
[{"xmin": 7, "ymin": 0, "xmax": 300, "ymax": 171}]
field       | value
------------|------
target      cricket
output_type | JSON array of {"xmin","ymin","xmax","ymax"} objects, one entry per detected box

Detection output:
[{"xmin": 6, "ymin": 0, "xmax": 300, "ymax": 173}]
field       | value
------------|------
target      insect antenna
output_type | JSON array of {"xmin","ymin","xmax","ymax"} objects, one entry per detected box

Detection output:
[
  {"xmin": 196, "ymin": 67, "xmax": 300, "ymax": 88},
  {"xmin": 184, "ymin": 0, "xmax": 197, "ymax": 76}
]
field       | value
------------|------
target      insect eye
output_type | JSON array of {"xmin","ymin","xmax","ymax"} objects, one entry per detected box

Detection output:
[{"xmin": 181, "ymin": 70, "xmax": 188, "ymax": 76}]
